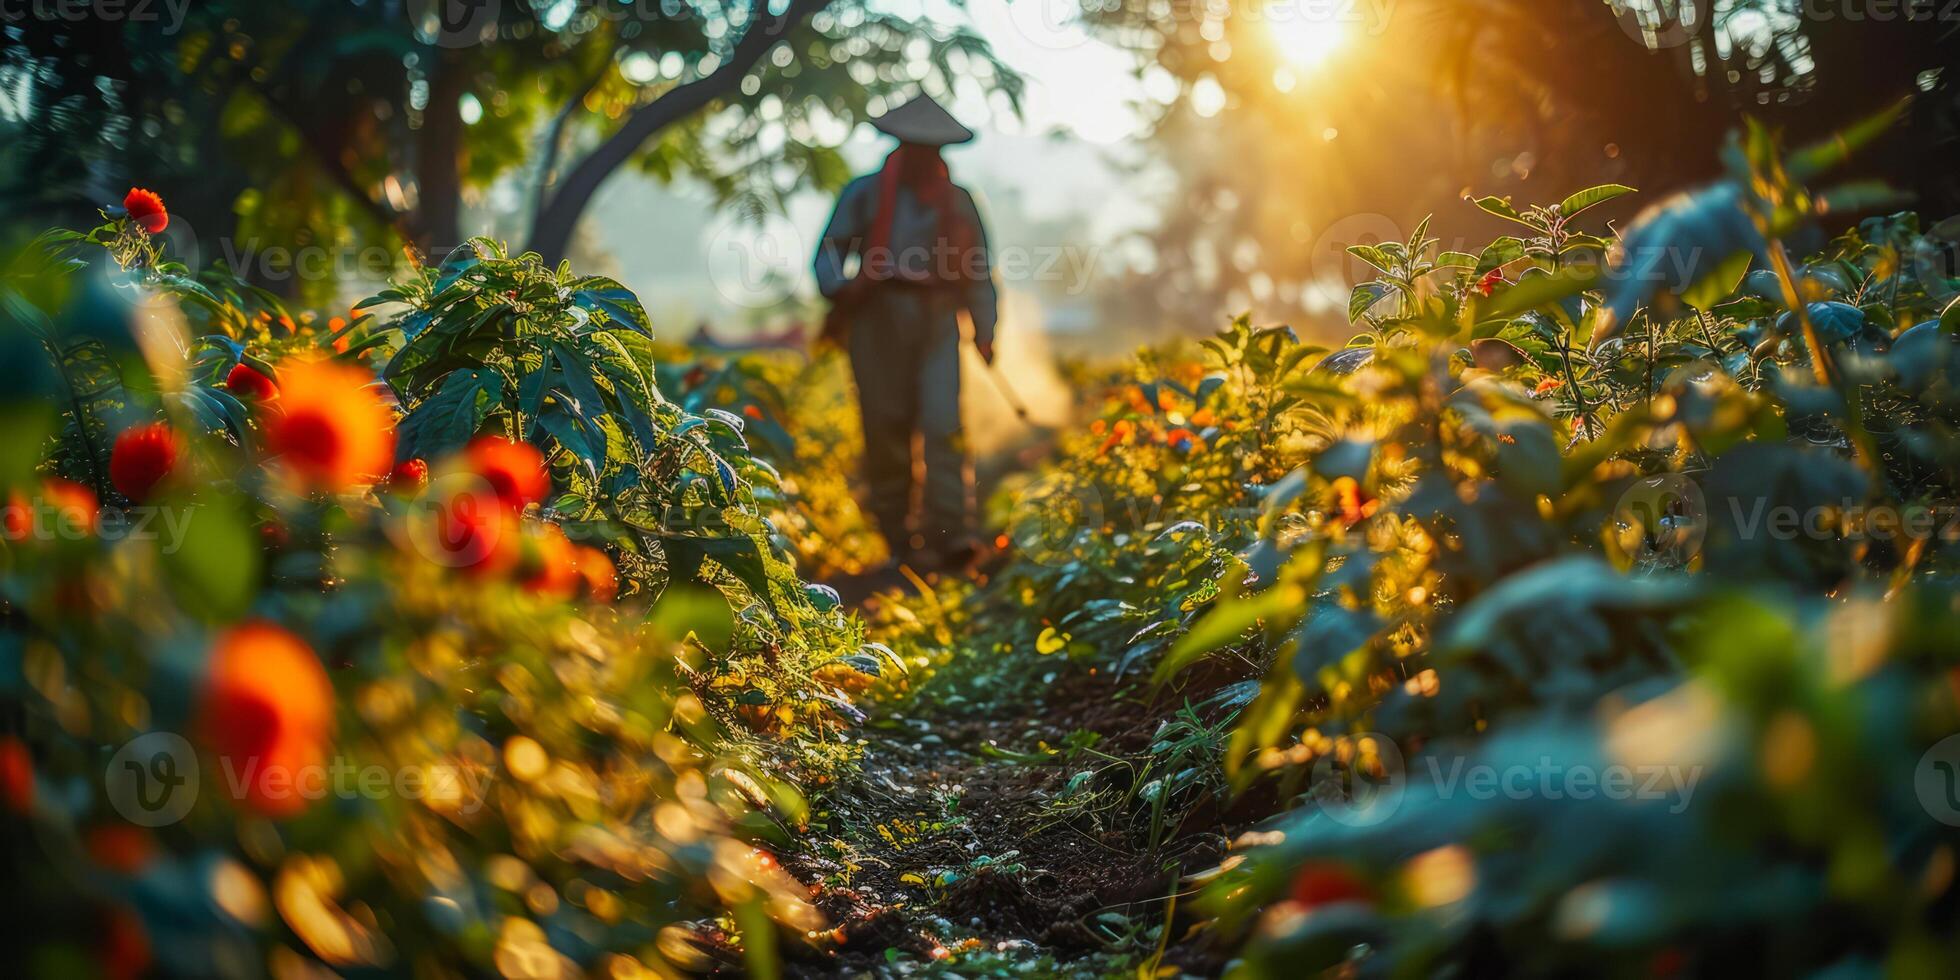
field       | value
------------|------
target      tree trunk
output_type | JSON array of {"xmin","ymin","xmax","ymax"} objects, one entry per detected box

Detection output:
[
  {"xmin": 523, "ymin": 0, "xmax": 832, "ymax": 263},
  {"xmin": 416, "ymin": 46, "xmax": 468, "ymax": 257}
]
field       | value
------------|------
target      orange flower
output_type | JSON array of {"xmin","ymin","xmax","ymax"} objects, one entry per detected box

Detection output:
[
  {"xmin": 1331, "ymin": 476, "xmax": 1380, "ymax": 527},
  {"xmin": 466, "ymin": 436, "xmax": 549, "ymax": 512},
  {"xmin": 198, "ymin": 622, "xmax": 334, "ymax": 818},
  {"xmin": 1189, "ymin": 407, "xmax": 1217, "ymax": 428},
  {"xmin": 264, "ymin": 358, "xmax": 395, "ymax": 492},
  {"xmin": 516, "ymin": 523, "xmax": 579, "ymax": 598},
  {"xmin": 1534, "ymin": 377, "xmax": 1564, "ymax": 396},
  {"xmin": 224, "ymin": 362, "xmax": 278, "ymax": 403},
  {"xmin": 110, "ymin": 422, "xmax": 180, "ymax": 503},
  {"xmin": 573, "ymin": 544, "xmax": 617, "ymax": 601},
  {"xmin": 1099, "ymin": 419, "xmax": 1136, "ymax": 455},
  {"xmin": 1472, "ymin": 269, "xmax": 1506, "ymax": 298},
  {"xmin": 122, "ymin": 188, "xmax": 168, "ymax": 234},
  {"xmin": 38, "ymin": 478, "xmax": 99, "ymax": 536}
]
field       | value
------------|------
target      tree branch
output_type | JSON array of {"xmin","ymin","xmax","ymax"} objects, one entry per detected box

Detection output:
[
  {"xmin": 530, "ymin": 66, "xmax": 611, "ymax": 225},
  {"xmin": 524, "ymin": 0, "xmax": 833, "ymax": 261},
  {"xmin": 247, "ymin": 79, "xmax": 414, "ymax": 243}
]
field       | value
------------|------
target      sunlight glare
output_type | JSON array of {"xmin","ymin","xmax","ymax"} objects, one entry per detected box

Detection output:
[{"xmin": 1266, "ymin": 8, "xmax": 1350, "ymax": 71}]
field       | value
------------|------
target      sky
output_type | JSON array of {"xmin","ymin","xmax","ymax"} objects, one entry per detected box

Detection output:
[{"xmin": 583, "ymin": 0, "xmax": 1160, "ymax": 336}]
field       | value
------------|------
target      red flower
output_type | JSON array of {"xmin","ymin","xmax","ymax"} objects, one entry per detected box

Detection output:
[
  {"xmin": 123, "ymin": 188, "xmax": 168, "ymax": 234},
  {"xmin": 423, "ymin": 491, "xmax": 516, "ymax": 575},
  {"xmin": 85, "ymin": 825, "xmax": 156, "ymax": 874},
  {"xmin": 387, "ymin": 458, "xmax": 429, "ymax": 494},
  {"xmin": 39, "ymin": 478, "xmax": 100, "ymax": 536},
  {"xmin": 198, "ymin": 622, "xmax": 334, "ymax": 818},
  {"xmin": 110, "ymin": 422, "xmax": 180, "ymax": 503},
  {"xmin": 224, "ymin": 362, "xmax": 278, "ymax": 402},
  {"xmin": 1473, "ymin": 269, "xmax": 1505, "ymax": 298},
  {"xmin": 574, "ymin": 544, "xmax": 617, "ymax": 601},
  {"xmin": 1289, "ymin": 861, "xmax": 1373, "ymax": 909},
  {"xmin": 0, "ymin": 736, "xmax": 33, "ymax": 813},
  {"xmin": 466, "ymin": 436, "xmax": 549, "ymax": 512}
]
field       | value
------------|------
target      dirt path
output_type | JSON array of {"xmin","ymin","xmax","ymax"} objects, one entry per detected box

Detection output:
[{"xmin": 780, "ymin": 670, "xmax": 1242, "ymax": 977}]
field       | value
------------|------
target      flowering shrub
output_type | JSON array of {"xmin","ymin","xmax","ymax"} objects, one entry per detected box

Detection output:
[
  {"xmin": 0, "ymin": 194, "xmax": 886, "ymax": 975},
  {"xmin": 862, "ymin": 109, "xmax": 1960, "ymax": 974}
]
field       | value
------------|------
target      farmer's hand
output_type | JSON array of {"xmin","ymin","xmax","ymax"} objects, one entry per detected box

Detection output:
[{"xmin": 976, "ymin": 339, "xmax": 996, "ymax": 366}]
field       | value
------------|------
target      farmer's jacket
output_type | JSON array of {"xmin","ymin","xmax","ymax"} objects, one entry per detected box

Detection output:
[{"xmin": 813, "ymin": 174, "xmax": 999, "ymax": 347}]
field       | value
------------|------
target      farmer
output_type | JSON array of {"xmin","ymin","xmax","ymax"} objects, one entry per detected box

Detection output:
[{"xmin": 814, "ymin": 93, "xmax": 998, "ymax": 570}]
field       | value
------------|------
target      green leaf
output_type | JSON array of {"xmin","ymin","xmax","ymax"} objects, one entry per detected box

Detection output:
[
  {"xmin": 1345, "ymin": 245, "xmax": 1395, "ymax": 276},
  {"xmin": 571, "ymin": 276, "xmax": 653, "ymax": 336},
  {"xmin": 1487, "ymin": 266, "xmax": 1601, "ymax": 320},
  {"xmin": 1680, "ymin": 250, "xmax": 1752, "ymax": 311},
  {"xmin": 1786, "ymin": 98, "xmax": 1910, "ymax": 181},
  {"xmin": 158, "ymin": 492, "xmax": 258, "ymax": 621},
  {"xmin": 1157, "ymin": 583, "xmax": 1301, "ymax": 682},
  {"xmin": 398, "ymin": 368, "xmax": 501, "ymax": 464},
  {"xmin": 1348, "ymin": 283, "xmax": 1388, "ymax": 323},
  {"xmin": 1290, "ymin": 604, "xmax": 1380, "ymax": 680},
  {"xmin": 1476, "ymin": 237, "xmax": 1527, "ymax": 275},
  {"xmin": 1557, "ymin": 184, "xmax": 1637, "ymax": 218},
  {"xmin": 1471, "ymin": 195, "xmax": 1538, "ymax": 228}
]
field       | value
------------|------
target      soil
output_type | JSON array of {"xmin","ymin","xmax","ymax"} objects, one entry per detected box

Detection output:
[{"xmin": 778, "ymin": 654, "xmax": 1255, "ymax": 978}]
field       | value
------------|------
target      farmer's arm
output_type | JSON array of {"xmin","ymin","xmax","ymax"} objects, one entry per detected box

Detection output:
[
  {"xmin": 814, "ymin": 177, "xmax": 872, "ymax": 300},
  {"xmin": 959, "ymin": 188, "xmax": 999, "ymax": 356}
]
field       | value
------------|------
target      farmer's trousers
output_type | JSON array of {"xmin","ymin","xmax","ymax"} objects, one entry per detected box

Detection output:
[{"xmin": 847, "ymin": 288, "xmax": 969, "ymax": 556}]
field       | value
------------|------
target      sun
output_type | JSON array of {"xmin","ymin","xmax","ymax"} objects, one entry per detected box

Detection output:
[{"xmin": 1266, "ymin": 9, "xmax": 1350, "ymax": 70}]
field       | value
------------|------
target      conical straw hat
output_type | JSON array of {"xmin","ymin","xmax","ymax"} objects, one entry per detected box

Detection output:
[{"xmin": 868, "ymin": 93, "xmax": 975, "ymax": 146}]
